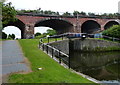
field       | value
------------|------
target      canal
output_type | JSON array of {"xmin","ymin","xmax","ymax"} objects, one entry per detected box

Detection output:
[{"xmin": 69, "ymin": 51, "xmax": 120, "ymax": 83}]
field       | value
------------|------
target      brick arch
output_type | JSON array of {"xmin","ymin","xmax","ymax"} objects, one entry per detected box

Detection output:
[
  {"xmin": 3, "ymin": 19, "xmax": 25, "ymax": 39},
  {"xmin": 34, "ymin": 18, "xmax": 74, "ymax": 34},
  {"xmin": 104, "ymin": 20, "xmax": 120, "ymax": 30},
  {"xmin": 81, "ymin": 20, "xmax": 101, "ymax": 34},
  {"xmin": 80, "ymin": 19, "xmax": 100, "ymax": 25}
]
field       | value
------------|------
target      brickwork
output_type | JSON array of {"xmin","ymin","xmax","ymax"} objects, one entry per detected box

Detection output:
[{"xmin": 10, "ymin": 15, "xmax": 119, "ymax": 38}]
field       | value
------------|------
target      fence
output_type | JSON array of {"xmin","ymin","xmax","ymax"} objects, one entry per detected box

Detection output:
[
  {"xmin": 103, "ymin": 35, "xmax": 120, "ymax": 42},
  {"xmin": 39, "ymin": 39, "xmax": 70, "ymax": 68}
]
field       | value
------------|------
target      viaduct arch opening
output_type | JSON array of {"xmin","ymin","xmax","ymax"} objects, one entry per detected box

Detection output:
[
  {"xmin": 34, "ymin": 19, "xmax": 74, "ymax": 34},
  {"xmin": 3, "ymin": 19, "xmax": 25, "ymax": 39},
  {"xmin": 104, "ymin": 21, "xmax": 119, "ymax": 30},
  {"xmin": 3, "ymin": 26, "xmax": 21, "ymax": 39},
  {"xmin": 81, "ymin": 20, "xmax": 101, "ymax": 34}
]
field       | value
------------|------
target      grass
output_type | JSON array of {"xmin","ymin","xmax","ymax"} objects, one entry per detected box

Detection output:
[
  {"xmin": 94, "ymin": 38, "xmax": 120, "ymax": 43},
  {"xmin": 8, "ymin": 39, "xmax": 95, "ymax": 83}
]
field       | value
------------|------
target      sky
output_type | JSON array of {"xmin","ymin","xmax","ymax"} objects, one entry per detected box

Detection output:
[
  {"xmin": 3, "ymin": 0, "xmax": 120, "ymax": 38},
  {"xmin": 6, "ymin": 0, "xmax": 120, "ymax": 14}
]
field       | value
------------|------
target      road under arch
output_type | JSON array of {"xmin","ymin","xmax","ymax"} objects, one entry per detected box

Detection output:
[{"xmin": 81, "ymin": 20, "xmax": 101, "ymax": 34}]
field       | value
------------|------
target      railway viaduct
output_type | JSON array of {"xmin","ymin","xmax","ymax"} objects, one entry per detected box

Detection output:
[{"xmin": 3, "ymin": 13, "xmax": 120, "ymax": 39}]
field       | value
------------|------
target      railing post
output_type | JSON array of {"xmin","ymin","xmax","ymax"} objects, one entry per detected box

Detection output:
[
  {"xmin": 68, "ymin": 38, "xmax": 72, "ymax": 69},
  {"xmin": 52, "ymin": 48, "xmax": 54, "ymax": 58},
  {"xmin": 55, "ymin": 38, "xmax": 57, "ymax": 42},
  {"xmin": 42, "ymin": 44, "xmax": 44, "ymax": 51},
  {"xmin": 68, "ymin": 56, "xmax": 70, "ymax": 69},
  {"xmin": 59, "ymin": 50, "xmax": 61, "ymax": 64},
  {"xmin": 48, "ymin": 37, "xmax": 49, "ymax": 43},
  {"xmin": 62, "ymin": 36, "xmax": 63, "ymax": 40},
  {"xmin": 46, "ymin": 45, "xmax": 48, "ymax": 54},
  {"xmin": 112, "ymin": 37, "xmax": 115, "ymax": 41}
]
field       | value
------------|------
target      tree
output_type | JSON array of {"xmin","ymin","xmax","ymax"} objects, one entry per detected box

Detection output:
[
  {"xmin": 46, "ymin": 29, "xmax": 56, "ymax": 36},
  {"xmin": 2, "ymin": 32, "xmax": 7, "ymax": 39},
  {"xmin": 62, "ymin": 12, "xmax": 71, "ymax": 16},
  {"xmin": 35, "ymin": 32, "xmax": 41, "ymax": 37},
  {"xmin": 102, "ymin": 25, "xmax": 120, "ymax": 38},
  {"xmin": 11, "ymin": 34, "xmax": 15, "ymax": 39},
  {"xmin": 8, "ymin": 34, "xmax": 12, "ymax": 39},
  {"xmin": 73, "ymin": 11, "xmax": 80, "ymax": 16},
  {"xmin": 1, "ymin": 2, "xmax": 17, "ymax": 26},
  {"xmin": 80, "ymin": 11, "xmax": 86, "ymax": 16},
  {"xmin": 88, "ymin": 12, "xmax": 95, "ymax": 16},
  {"xmin": 8, "ymin": 34, "xmax": 15, "ymax": 39}
]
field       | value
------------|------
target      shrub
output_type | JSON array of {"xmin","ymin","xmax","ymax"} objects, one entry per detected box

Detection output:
[{"xmin": 102, "ymin": 25, "xmax": 120, "ymax": 38}]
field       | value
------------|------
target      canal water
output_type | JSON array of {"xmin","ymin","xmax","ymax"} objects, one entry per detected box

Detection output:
[{"xmin": 69, "ymin": 51, "xmax": 120, "ymax": 83}]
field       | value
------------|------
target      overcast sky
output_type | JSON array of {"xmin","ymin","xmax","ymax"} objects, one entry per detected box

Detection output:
[
  {"xmin": 6, "ymin": 0, "xmax": 120, "ymax": 14},
  {"xmin": 3, "ymin": 0, "xmax": 120, "ymax": 38}
]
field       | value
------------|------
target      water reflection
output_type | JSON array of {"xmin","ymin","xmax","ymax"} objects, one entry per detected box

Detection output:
[{"xmin": 69, "ymin": 51, "xmax": 120, "ymax": 82}]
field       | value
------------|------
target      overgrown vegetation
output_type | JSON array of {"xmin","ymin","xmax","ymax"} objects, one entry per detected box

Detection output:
[
  {"xmin": 17, "ymin": 9, "xmax": 120, "ymax": 18},
  {"xmin": 8, "ymin": 39, "xmax": 94, "ymax": 83},
  {"xmin": 35, "ymin": 29, "xmax": 57, "ymax": 39},
  {"xmin": 2, "ymin": 32, "xmax": 15, "ymax": 39},
  {"xmin": 102, "ymin": 25, "xmax": 120, "ymax": 38},
  {"xmin": 1, "ymin": 2, "xmax": 17, "ymax": 27}
]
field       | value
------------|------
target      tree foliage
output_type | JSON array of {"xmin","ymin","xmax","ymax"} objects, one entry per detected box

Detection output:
[
  {"xmin": 11, "ymin": 34, "xmax": 15, "ymax": 39},
  {"xmin": 62, "ymin": 12, "xmax": 71, "ymax": 16},
  {"xmin": 17, "ymin": 8, "xmax": 120, "ymax": 18},
  {"xmin": 8, "ymin": 34, "xmax": 15, "ymax": 39},
  {"xmin": 2, "ymin": 2, "xmax": 17, "ymax": 25},
  {"xmin": 102, "ymin": 25, "xmax": 120, "ymax": 38},
  {"xmin": 2, "ymin": 32, "xmax": 7, "ymax": 39},
  {"xmin": 73, "ymin": 11, "xmax": 86, "ymax": 16},
  {"xmin": 35, "ymin": 32, "xmax": 41, "ymax": 37},
  {"xmin": 46, "ymin": 29, "xmax": 57, "ymax": 36}
]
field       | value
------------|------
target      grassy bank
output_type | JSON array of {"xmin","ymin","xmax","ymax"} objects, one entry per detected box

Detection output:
[{"xmin": 8, "ymin": 39, "xmax": 94, "ymax": 83}]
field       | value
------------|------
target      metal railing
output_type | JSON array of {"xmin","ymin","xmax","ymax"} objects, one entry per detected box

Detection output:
[
  {"xmin": 103, "ymin": 35, "xmax": 120, "ymax": 42},
  {"xmin": 39, "ymin": 38, "xmax": 70, "ymax": 68}
]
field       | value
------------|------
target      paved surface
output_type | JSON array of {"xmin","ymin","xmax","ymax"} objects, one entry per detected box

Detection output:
[{"xmin": 1, "ymin": 40, "xmax": 30, "ymax": 83}]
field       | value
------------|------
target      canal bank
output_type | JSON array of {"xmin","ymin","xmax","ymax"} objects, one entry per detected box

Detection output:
[
  {"xmin": 46, "ymin": 38, "xmax": 120, "ymax": 84},
  {"xmin": 48, "ymin": 38, "xmax": 120, "ymax": 54}
]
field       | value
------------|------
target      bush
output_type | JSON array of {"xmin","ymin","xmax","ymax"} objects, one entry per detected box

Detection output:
[
  {"xmin": 35, "ymin": 32, "xmax": 41, "ymax": 37},
  {"xmin": 2, "ymin": 32, "xmax": 7, "ymax": 39},
  {"xmin": 35, "ymin": 34, "xmax": 46, "ymax": 39},
  {"xmin": 102, "ymin": 25, "xmax": 120, "ymax": 38}
]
